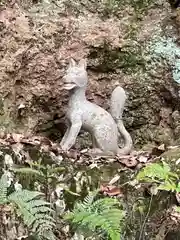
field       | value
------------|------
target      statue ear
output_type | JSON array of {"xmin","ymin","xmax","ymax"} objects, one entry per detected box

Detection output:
[
  {"xmin": 78, "ymin": 58, "xmax": 87, "ymax": 69},
  {"xmin": 69, "ymin": 58, "xmax": 76, "ymax": 68}
]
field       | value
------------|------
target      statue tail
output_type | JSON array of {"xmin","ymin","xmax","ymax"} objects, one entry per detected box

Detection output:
[{"xmin": 110, "ymin": 86, "xmax": 133, "ymax": 155}]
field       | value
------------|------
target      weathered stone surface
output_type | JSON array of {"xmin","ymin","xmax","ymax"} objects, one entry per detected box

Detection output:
[{"xmin": 0, "ymin": 0, "xmax": 180, "ymax": 149}]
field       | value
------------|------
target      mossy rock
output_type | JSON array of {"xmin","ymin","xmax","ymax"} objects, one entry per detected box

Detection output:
[
  {"xmin": 88, "ymin": 43, "xmax": 145, "ymax": 73},
  {"xmin": 160, "ymin": 148, "xmax": 180, "ymax": 161},
  {"xmin": 160, "ymin": 148, "xmax": 180, "ymax": 175}
]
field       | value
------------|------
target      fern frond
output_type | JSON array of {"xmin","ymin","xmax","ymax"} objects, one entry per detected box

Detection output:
[
  {"xmin": 73, "ymin": 190, "xmax": 99, "ymax": 213},
  {"xmin": 25, "ymin": 199, "xmax": 51, "ymax": 207},
  {"xmin": 8, "ymin": 189, "xmax": 56, "ymax": 240},
  {"xmin": 83, "ymin": 191, "xmax": 97, "ymax": 205},
  {"xmin": 12, "ymin": 167, "xmax": 42, "ymax": 177},
  {"xmin": 65, "ymin": 191, "xmax": 125, "ymax": 240},
  {"xmin": 0, "ymin": 173, "xmax": 9, "ymax": 204},
  {"xmin": 9, "ymin": 189, "xmax": 44, "ymax": 203},
  {"xmin": 12, "ymin": 167, "xmax": 44, "ymax": 185},
  {"xmin": 70, "ymin": 211, "xmax": 121, "ymax": 240},
  {"xmin": 158, "ymin": 180, "xmax": 177, "ymax": 192},
  {"xmin": 175, "ymin": 206, "xmax": 180, "ymax": 212},
  {"xmin": 136, "ymin": 162, "xmax": 178, "ymax": 182},
  {"xmin": 48, "ymin": 167, "xmax": 66, "ymax": 174},
  {"xmin": 32, "ymin": 218, "xmax": 56, "ymax": 232},
  {"xmin": 26, "ymin": 213, "xmax": 55, "ymax": 229},
  {"xmin": 31, "ymin": 205, "xmax": 54, "ymax": 214},
  {"xmin": 37, "ymin": 228, "xmax": 57, "ymax": 240},
  {"xmin": 91, "ymin": 198, "xmax": 120, "ymax": 212}
]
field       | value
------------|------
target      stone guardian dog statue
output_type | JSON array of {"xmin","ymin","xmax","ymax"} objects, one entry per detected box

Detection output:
[{"xmin": 60, "ymin": 58, "xmax": 133, "ymax": 156}]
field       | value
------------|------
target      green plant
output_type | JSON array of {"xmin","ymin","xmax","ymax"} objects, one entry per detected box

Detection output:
[
  {"xmin": 11, "ymin": 160, "xmax": 65, "ymax": 195},
  {"xmin": 136, "ymin": 162, "xmax": 180, "ymax": 230},
  {"xmin": 136, "ymin": 161, "xmax": 179, "ymax": 193},
  {"xmin": 64, "ymin": 191, "xmax": 126, "ymax": 240},
  {"xmin": 0, "ymin": 173, "xmax": 56, "ymax": 240}
]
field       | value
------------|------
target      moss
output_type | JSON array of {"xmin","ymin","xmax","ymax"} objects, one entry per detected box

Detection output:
[
  {"xmin": 161, "ymin": 148, "xmax": 180, "ymax": 161},
  {"xmin": 88, "ymin": 43, "xmax": 145, "ymax": 73},
  {"xmin": 58, "ymin": 0, "xmax": 157, "ymax": 20},
  {"xmin": 101, "ymin": 0, "xmax": 156, "ymax": 19},
  {"xmin": 130, "ymin": 0, "xmax": 153, "ymax": 14},
  {"xmin": 0, "ymin": 98, "xmax": 15, "ymax": 132},
  {"xmin": 0, "ymin": 99, "xmax": 4, "ymax": 116}
]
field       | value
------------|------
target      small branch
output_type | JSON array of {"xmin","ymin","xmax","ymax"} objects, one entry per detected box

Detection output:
[{"xmin": 139, "ymin": 195, "xmax": 153, "ymax": 240}]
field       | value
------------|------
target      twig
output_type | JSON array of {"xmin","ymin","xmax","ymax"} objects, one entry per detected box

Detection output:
[{"xmin": 139, "ymin": 195, "xmax": 153, "ymax": 240}]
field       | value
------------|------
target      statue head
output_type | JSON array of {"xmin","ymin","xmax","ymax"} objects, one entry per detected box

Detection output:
[{"xmin": 63, "ymin": 58, "xmax": 88, "ymax": 90}]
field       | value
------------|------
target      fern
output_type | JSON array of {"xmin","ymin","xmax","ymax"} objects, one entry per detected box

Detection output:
[
  {"xmin": 137, "ymin": 162, "xmax": 178, "ymax": 182},
  {"xmin": 0, "ymin": 173, "xmax": 56, "ymax": 240},
  {"xmin": 12, "ymin": 167, "xmax": 44, "ymax": 185},
  {"xmin": 175, "ymin": 206, "xmax": 180, "ymax": 212},
  {"xmin": 64, "ymin": 191, "xmax": 125, "ymax": 240},
  {"xmin": 12, "ymin": 167, "xmax": 43, "ymax": 177},
  {"xmin": 136, "ymin": 162, "xmax": 180, "ymax": 194},
  {"xmin": 0, "ymin": 173, "xmax": 9, "ymax": 204}
]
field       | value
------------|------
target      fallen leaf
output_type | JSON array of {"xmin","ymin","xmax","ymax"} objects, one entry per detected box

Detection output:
[
  {"xmin": 66, "ymin": 149, "xmax": 80, "ymax": 160},
  {"xmin": 100, "ymin": 184, "xmax": 109, "ymax": 193},
  {"xmin": 18, "ymin": 103, "xmax": 25, "ymax": 109},
  {"xmin": 11, "ymin": 143, "xmax": 24, "ymax": 155},
  {"xmin": 167, "ymin": 145, "xmax": 179, "ymax": 150},
  {"xmin": 0, "ymin": 205, "xmax": 12, "ymax": 212},
  {"xmin": 151, "ymin": 146, "xmax": 165, "ymax": 156},
  {"xmin": 100, "ymin": 184, "xmax": 123, "ymax": 197},
  {"xmin": 150, "ymin": 184, "xmax": 158, "ymax": 195},
  {"xmin": 138, "ymin": 155, "xmax": 149, "ymax": 163},
  {"xmin": 12, "ymin": 133, "xmax": 24, "ymax": 143},
  {"xmin": 176, "ymin": 193, "xmax": 180, "ymax": 204},
  {"xmin": 176, "ymin": 158, "xmax": 180, "ymax": 165},
  {"xmin": 81, "ymin": 148, "xmax": 88, "ymax": 153},
  {"xmin": 108, "ymin": 175, "xmax": 120, "ymax": 185},
  {"xmin": 89, "ymin": 163, "xmax": 98, "ymax": 169},
  {"xmin": 158, "ymin": 144, "xmax": 166, "ymax": 151},
  {"xmin": 119, "ymin": 156, "xmax": 138, "ymax": 167},
  {"xmin": 4, "ymin": 154, "xmax": 13, "ymax": 166}
]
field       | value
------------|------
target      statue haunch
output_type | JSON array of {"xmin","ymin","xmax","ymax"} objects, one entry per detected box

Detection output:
[{"xmin": 60, "ymin": 58, "xmax": 133, "ymax": 156}]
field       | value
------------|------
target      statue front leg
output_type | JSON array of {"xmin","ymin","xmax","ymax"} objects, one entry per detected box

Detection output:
[
  {"xmin": 60, "ymin": 126, "xmax": 70, "ymax": 146},
  {"xmin": 60, "ymin": 121, "xmax": 82, "ymax": 151},
  {"xmin": 91, "ymin": 135, "xmax": 98, "ymax": 148}
]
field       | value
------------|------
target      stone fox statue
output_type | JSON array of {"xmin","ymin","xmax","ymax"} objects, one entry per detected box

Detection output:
[{"xmin": 60, "ymin": 58, "xmax": 133, "ymax": 156}]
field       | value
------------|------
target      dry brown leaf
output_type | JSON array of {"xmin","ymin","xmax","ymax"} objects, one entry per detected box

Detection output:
[
  {"xmin": 176, "ymin": 193, "xmax": 180, "ymax": 204},
  {"xmin": 100, "ymin": 184, "xmax": 123, "ymax": 197},
  {"xmin": 108, "ymin": 175, "xmax": 120, "ymax": 185},
  {"xmin": 66, "ymin": 149, "xmax": 80, "ymax": 160},
  {"xmin": 11, "ymin": 133, "xmax": 24, "ymax": 143},
  {"xmin": 138, "ymin": 155, "xmax": 149, "ymax": 163},
  {"xmin": 119, "ymin": 156, "xmax": 138, "ymax": 167}
]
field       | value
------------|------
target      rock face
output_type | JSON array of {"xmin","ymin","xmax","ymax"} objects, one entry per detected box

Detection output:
[{"xmin": 0, "ymin": 0, "xmax": 180, "ymax": 149}]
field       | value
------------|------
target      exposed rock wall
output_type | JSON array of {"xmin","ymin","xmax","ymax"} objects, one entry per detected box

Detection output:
[{"xmin": 0, "ymin": 0, "xmax": 180, "ymax": 149}]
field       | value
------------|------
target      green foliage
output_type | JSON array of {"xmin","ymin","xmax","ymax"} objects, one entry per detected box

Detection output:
[
  {"xmin": 0, "ymin": 173, "xmax": 56, "ymax": 240},
  {"xmin": 175, "ymin": 206, "xmax": 180, "ymax": 212},
  {"xmin": 12, "ymin": 167, "xmax": 43, "ymax": 182},
  {"xmin": 136, "ymin": 162, "xmax": 180, "ymax": 193},
  {"xmin": 64, "ymin": 191, "xmax": 126, "ymax": 240},
  {"xmin": 12, "ymin": 161, "xmax": 65, "ymax": 190},
  {"xmin": 12, "ymin": 167, "xmax": 43, "ymax": 177},
  {"xmin": 0, "ymin": 173, "xmax": 9, "ymax": 204}
]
